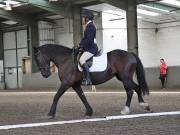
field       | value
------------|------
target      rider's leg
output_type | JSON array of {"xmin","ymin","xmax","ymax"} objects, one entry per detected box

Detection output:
[
  {"xmin": 79, "ymin": 52, "xmax": 94, "ymax": 85},
  {"xmin": 82, "ymin": 63, "xmax": 92, "ymax": 85},
  {"xmin": 79, "ymin": 52, "xmax": 94, "ymax": 66},
  {"xmin": 160, "ymin": 74, "xmax": 165, "ymax": 88}
]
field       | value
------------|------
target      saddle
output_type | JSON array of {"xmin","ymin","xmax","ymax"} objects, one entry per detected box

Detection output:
[{"xmin": 77, "ymin": 52, "xmax": 108, "ymax": 72}]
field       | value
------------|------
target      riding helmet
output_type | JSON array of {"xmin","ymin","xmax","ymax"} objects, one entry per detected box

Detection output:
[{"xmin": 83, "ymin": 10, "xmax": 94, "ymax": 20}]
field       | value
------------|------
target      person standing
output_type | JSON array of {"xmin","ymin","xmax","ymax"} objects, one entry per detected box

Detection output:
[{"xmin": 159, "ymin": 58, "xmax": 168, "ymax": 89}]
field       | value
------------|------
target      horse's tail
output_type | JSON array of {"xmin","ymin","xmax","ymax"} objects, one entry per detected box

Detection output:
[{"xmin": 132, "ymin": 53, "xmax": 149, "ymax": 96}]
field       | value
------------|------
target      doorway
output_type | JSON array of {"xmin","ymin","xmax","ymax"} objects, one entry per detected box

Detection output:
[{"xmin": 3, "ymin": 29, "xmax": 28, "ymax": 89}]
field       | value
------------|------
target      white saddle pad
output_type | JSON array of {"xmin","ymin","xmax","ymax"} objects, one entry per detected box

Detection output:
[{"xmin": 78, "ymin": 53, "xmax": 107, "ymax": 72}]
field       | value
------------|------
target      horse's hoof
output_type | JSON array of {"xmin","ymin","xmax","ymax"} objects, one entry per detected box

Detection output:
[
  {"xmin": 85, "ymin": 112, "xmax": 92, "ymax": 116},
  {"xmin": 139, "ymin": 102, "xmax": 151, "ymax": 112},
  {"xmin": 145, "ymin": 106, "xmax": 151, "ymax": 111},
  {"xmin": 121, "ymin": 106, "xmax": 130, "ymax": 115},
  {"xmin": 85, "ymin": 111, "xmax": 93, "ymax": 116},
  {"xmin": 149, "ymin": 110, "xmax": 154, "ymax": 113},
  {"xmin": 47, "ymin": 115, "xmax": 55, "ymax": 119},
  {"xmin": 47, "ymin": 113, "xmax": 55, "ymax": 119}
]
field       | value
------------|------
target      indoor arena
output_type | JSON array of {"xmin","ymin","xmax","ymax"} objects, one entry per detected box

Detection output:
[{"xmin": 0, "ymin": 0, "xmax": 180, "ymax": 135}]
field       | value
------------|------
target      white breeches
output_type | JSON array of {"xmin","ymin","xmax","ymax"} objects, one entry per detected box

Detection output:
[{"xmin": 79, "ymin": 51, "xmax": 94, "ymax": 65}]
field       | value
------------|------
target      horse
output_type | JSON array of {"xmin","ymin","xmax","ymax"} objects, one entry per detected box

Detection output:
[{"xmin": 33, "ymin": 44, "xmax": 150, "ymax": 118}]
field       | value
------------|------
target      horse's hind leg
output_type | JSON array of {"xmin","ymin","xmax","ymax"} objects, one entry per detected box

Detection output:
[
  {"xmin": 72, "ymin": 84, "xmax": 93, "ymax": 116},
  {"xmin": 132, "ymin": 82, "xmax": 151, "ymax": 112},
  {"xmin": 120, "ymin": 79, "xmax": 134, "ymax": 115}
]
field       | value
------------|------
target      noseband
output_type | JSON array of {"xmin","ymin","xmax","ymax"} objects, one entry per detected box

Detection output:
[{"xmin": 39, "ymin": 66, "xmax": 51, "ymax": 70}]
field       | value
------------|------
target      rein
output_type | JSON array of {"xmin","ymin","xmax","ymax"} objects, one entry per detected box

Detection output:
[{"xmin": 71, "ymin": 46, "xmax": 83, "ymax": 66}]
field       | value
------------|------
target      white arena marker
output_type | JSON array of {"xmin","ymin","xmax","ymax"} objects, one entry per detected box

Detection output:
[
  {"xmin": 0, "ymin": 91, "xmax": 180, "ymax": 95},
  {"xmin": 0, "ymin": 111, "xmax": 180, "ymax": 130}
]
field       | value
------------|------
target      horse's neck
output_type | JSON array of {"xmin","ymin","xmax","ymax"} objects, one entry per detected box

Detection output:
[{"xmin": 51, "ymin": 53, "xmax": 71, "ymax": 68}]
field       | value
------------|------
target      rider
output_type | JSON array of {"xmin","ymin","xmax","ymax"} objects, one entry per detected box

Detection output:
[{"xmin": 79, "ymin": 10, "xmax": 98, "ymax": 85}]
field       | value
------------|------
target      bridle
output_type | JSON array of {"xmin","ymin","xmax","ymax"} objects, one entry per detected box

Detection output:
[
  {"xmin": 39, "ymin": 66, "xmax": 51, "ymax": 70},
  {"xmin": 35, "ymin": 51, "xmax": 52, "ymax": 70}
]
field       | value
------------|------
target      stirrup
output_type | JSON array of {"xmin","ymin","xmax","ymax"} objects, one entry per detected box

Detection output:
[{"xmin": 82, "ymin": 79, "xmax": 92, "ymax": 86}]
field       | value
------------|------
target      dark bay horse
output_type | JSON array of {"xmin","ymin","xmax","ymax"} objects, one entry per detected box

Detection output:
[{"xmin": 34, "ymin": 44, "xmax": 150, "ymax": 118}]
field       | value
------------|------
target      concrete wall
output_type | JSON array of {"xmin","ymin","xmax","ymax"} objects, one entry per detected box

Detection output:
[
  {"xmin": 22, "ymin": 72, "xmax": 60, "ymax": 90},
  {"xmin": 94, "ymin": 13, "xmax": 103, "ymax": 52},
  {"xmin": 54, "ymin": 14, "xmax": 103, "ymax": 50},
  {"xmin": 22, "ymin": 13, "xmax": 180, "ymax": 90},
  {"xmin": 102, "ymin": 12, "xmax": 127, "ymax": 53},
  {"xmin": 96, "ymin": 66, "xmax": 179, "ymax": 90},
  {"xmin": 138, "ymin": 20, "xmax": 180, "ymax": 67},
  {"xmin": 156, "ymin": 22, "xmax": 180, "ymax": 66},
  {"xmin": 54, "ymin": 19, "xmax": 74, "ymax": 48},
  {"xmin": 0, "ymin": 60, "xmax": 4, "ymax": 89},
  {"xmin": 38, "ymin": 21, "xmax": 55, "ymax": 46},
  {"xmin": 138, "ymin": 20, "xmax": 157, "ymax": 67},
  {"xmin": 22, "ymin": 66, "xmax": 180, "ymax": 90}
]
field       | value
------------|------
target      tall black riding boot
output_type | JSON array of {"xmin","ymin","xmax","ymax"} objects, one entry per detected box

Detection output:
[{"xmin": 82, "ymin": 63, "xmax": 92, "ymax": 85}]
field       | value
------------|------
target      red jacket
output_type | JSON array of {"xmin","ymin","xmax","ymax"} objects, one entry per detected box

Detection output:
[{"xmin": 160, "ymin": 63, "xmax": 167, "ymax": 75}]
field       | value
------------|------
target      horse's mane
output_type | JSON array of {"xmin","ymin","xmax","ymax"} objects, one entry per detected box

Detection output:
[{"xmin": 39, "ymin": 44, "xmax": 72, "ymax": 57}]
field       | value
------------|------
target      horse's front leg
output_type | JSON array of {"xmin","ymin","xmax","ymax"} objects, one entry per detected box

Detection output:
[
  {"xmin": 48, "ymin": 83, "xmax": 70, "ymax": 118},
  {"xmin": 72, "ymin": 84, "xmax": 93, "ymax": 116}
]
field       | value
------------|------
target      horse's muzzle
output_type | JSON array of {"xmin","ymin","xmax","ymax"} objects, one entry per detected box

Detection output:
[
  {"xmin": 42, "ymin": 74, "xmax": 50, "ymax": 78},
  {"xmin": 42, "ymin": 72, "xmax": 51, "ymax": 78}
]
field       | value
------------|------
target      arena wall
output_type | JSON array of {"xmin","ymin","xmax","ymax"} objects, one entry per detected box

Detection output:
[
  {"xmin": 22, "ymin": 66, "xmax": 180, "ymax": 90},
  {"xmin": 22, "ymin": 14, "xmax": 180, "ymax": 90}
]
